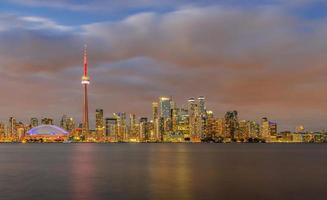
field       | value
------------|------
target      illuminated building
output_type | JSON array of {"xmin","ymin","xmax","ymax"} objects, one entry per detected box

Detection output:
[
  {"xmin": 16, "ymin": 122, "xmax": 25, "ymax": 141},
  {"xmin": 95, "ymin": 109, "xmax": 104, "ymax": 137},
  {"xmin": 171, "ymin": 107, "xmax": 178, "ymax": 133},
  {"xmin": 139, "ymin": 117, "xmax": 148, "ymax": 141},
  {"xmin": 41, "ymin": 118, "xmax": 53, "ymax": 125},
  {"xmin": 205, "ymin": 110, "xmax": 215, "ymax": 139},
  {"xmin": 0, "ymin": 123, "xmax": 5, "ymax": 139},
  {"xmin": 26, "ymin": 125, "xmax": 68, "ymax": 142},
  {"xmin": 214, "ymin": 118, "xmax": 224, "ymax": 137},
  {"xmin": 159, "ymin": 97, "xmax": 171, "ymax": 119},
  {"xmin": 188, "ymin": 97, "xmax": 197, "ymax": 138},
  {"xmin": 248, "ymin": 121, "xmax": 260, "ymax": 138},
  {"xmin": 238, "ymin": 120, "xmax": 249, "ymax": 140},
  {"xmin": 198, "ymin": 96, "xmax": 206, "ymax": 115},
  {"xmin": 224, "ymin": 111, "xmax": 238, "ymax": 140},
  {"xmin": 114, "ymin": 112, "xmax": 127, "ymax": 141},
  {"xmin": 129, "ymin": 114, "xmax": 136, "ymax": 130},
  {"xmin": 81, "ymin": 45, "xmax": 90, "ymax": 137},
  {"xmin": 30, "ymin": 117, "xmax": 38, "ymax": 128},
  {"xmin": 152, "ymin": 102, "xmax": 160, "ymax": 140},
  {"xmin": 176, "ymin": 108, "xmax": 189, "ymax": 139},
  {"xmin": 9, "ymin": 117, "xmax": 16, "ymax": 138},
  {"xmin": 260, "ymin": 117, "xmax": 277, "ymax": 141},
  {"xmin": 105, "ymin": 118, "xmax": 117, "ymax": 140},
  {"xmin": 269, "ymin": 122, "xmax": 277, "ymax": 136},
  {"xmin": 60, "ymin": 115, "xmax": 75, "ymax": 132}
]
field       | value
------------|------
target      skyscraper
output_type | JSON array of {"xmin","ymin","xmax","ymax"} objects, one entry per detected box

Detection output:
[
  {"xmin": 105, "ymin": 118, "xmax": 118, "ymax": 139},
  {"xmin": 9, "ymin": 117, "xmax": 16, "ymax": 138},
  {"xmin": 96, "ymin": 109, "xmax": 104, "ymax": 137},
  {"xmin": 159, "ymin": 97, "xmax": 171, "ymax": 119},
  {"xmin": 224, "ymin": 111, "xmax": 238, "ymax": 140},
  {"xmin": 198, "ymin": 96, "xmax": 206, "ymax": 115},
  {"xmin": 81, "ymin": 45, "xmax": 90, "ymax": 137}
]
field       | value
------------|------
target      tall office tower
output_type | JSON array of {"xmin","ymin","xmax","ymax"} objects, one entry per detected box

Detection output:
[
  {"xmin": 41, "ymin": 118, "xmax": 53, "ymax": 125},
  {"xmin": 198, "ymin": 96, "xmax": 206, "ymax": 115},
  {"xmin": 188, "ymin": 97, "xmax": 200, "ymax": 139},
  {"xmin": 152, "ymin": 102, "xmax": 159, "ymax": 119},
  {"xmin": 105, "ymin": 118, "xmax": 118, "ymax": 139},
  {"xmin": 176, "ymin": 108, "xmax": 189, "ymax": 137},
  {"xmin": 139, "ymin": 117, "xmax": 148, "ymax": 141},
  {"xmin": 204, "ymin": 110, "xmax": 214, "ymax": 138},
  {"xmin": 113, "ymin": 112, "xmax": 127, "ymax": 141},
  {"xmin": 9, "ymin": 117, "xmax": 16, "ymax": 137},
  {"xmin": 260, "ymin": 117, "xmax": 276, "ymax": 141},
  {"xmin": 81, "ymin": 45, "xmax": 90, "ymax": 137},
  {"xmin": 30, "ymin": 118, "xmax": 38, "ymax": 128},
  {"xmin": 159, "ymin": 97, "xmax": 171, "ymax": 119},
  {"xmin": 152, "ymin": 102, "xmax": 160, "ymax": 140},
  {"xmin": 187, "ymin": 97, "xmax": 196, "ymax": 114},
  {"xmin": 197, "ymin": 96, "xmax": 207, "ymax": 137},
  {"xmin": 224, "ymin": 111, "xmax": 238, "ymax": 140},
  {"xmin": 129, "ymin": 113, "xmax": 136, "ymax": 134},
  {"xmin": 260, "ymin": 117, "xmax": 270, "ymax": 139},
  {"xmin": 95, "ymin": 109, "xmax": 104, "ymax": 138},
  {"xmin": 171, "ymin": 107, "xmax": 178, "ymax": 133}
]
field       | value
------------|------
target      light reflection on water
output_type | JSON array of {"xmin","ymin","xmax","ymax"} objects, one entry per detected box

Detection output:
[
  {"xmin": 0, "ymin": 143, "xmax": 327, "ymax": 200},
  {"xmin": 70, "ymin": 144, "xmax": 96, "ymax": 200}
]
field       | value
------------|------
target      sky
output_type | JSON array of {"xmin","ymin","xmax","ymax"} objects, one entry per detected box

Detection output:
[{"xmin": 1, "ymin": 0, "xmax": 327, "ymax": 131}]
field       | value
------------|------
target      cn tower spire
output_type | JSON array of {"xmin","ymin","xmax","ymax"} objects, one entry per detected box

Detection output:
[
  {"xmin": 81, "ymin": 44, "xmax": 90, "ymax": 138},
  {"xmin": 83, "ymin": 44, "xmax": 88, "ymax": 77}
]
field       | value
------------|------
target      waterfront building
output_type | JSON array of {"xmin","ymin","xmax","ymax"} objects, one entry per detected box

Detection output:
[
  {"xmin": 60, "ymin": 115, "xmax": 75, "ymax": 132},
  {"xmin": 260, "ymin": 117, "xmax": 277, "ymax": 141},
  {"xmin": 159, "ymin": 97, "xmax": 171, "ymax": 119},
  {"xmin": 198, "ymin": 96, "xmax": 206, "ymax": 116},
  {"xmin": 9, "ymin": 117, "xmax": 16, "ymax": 138},
  {"xmin": 139, "ymin": 117, "xmax": 148, "ymax": 141},
  {"xmin": 95, "ymin": 109, "xmax": 104, "ymax": 138},
  {"xmin": 152, "ymin": 102, "xmax": 160, "ymax": 140},
  {"xmin": 26, "ymin": 125, "xmax": 68, "ymax": 142},
  {"xmin": 105, "ymin": 118, "xmax": 118, "ymax": 140},
  {"xmin": 112, "ymin": 113, "xmax": 127, "ymax": 141},
  {"xmin": 224, "ymin": 111, "xmax": 238, "ymax": 140}
]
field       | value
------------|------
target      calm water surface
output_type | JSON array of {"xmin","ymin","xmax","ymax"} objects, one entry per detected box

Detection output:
[{"xmin": 0, "ymin": 143, "xmax": 326, "ymax": 200}]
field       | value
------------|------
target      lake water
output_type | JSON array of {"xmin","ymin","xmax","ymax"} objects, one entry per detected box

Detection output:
[{"xmin": 0, "ymin": 143, "xmax": 326, "ymax": 200}]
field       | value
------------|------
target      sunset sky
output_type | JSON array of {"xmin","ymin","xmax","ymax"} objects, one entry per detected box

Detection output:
[{"xmin": 1, "ymin": 0, "xmax": 327, "ymax": 131}]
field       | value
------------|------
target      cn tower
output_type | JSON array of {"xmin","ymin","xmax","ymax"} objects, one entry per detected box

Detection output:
[{"xmin": 81, "ymin": 45, "xmax": 90, "ymax": 137}]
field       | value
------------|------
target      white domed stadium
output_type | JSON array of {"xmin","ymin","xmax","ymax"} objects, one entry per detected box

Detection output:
[{"xmin": 26, "ymin": 125, "xmax": 68, "ymax": 142}]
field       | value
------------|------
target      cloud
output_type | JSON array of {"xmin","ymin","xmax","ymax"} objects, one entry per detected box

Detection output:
[{"xmin": 1, "ymin": 6, "xmax": 327, "ymax": 130}]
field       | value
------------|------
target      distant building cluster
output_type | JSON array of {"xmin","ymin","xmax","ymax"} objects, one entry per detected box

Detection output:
[{"xmin": 0, "ymin": 96, "xmax": 326, "ymax": 143}]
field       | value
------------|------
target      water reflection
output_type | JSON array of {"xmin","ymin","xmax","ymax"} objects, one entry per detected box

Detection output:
[
  {"xmin": 70, "ymin": 144, "xmax": 96, "ymax": 200},
  {"xmin": 148, "ymin": 144, "xmax": 194, "ymax": 200}
]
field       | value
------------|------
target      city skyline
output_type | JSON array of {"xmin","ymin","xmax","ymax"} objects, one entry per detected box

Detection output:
[{"xmin": 1, "ymin": 1, "xmax": 327, "ymax": 131}]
